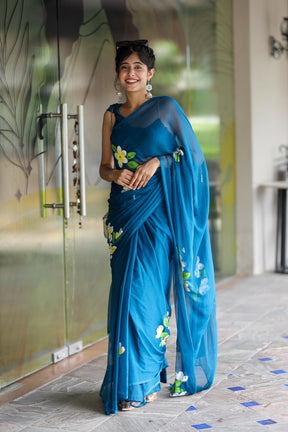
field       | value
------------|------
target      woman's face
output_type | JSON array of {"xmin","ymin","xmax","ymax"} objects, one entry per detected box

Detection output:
[{"xmin": 117, "ymin": 52, "xmax": 154, "ymax": 95}]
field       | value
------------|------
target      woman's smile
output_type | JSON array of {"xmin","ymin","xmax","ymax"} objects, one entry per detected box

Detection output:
[{"xmin": 126, "ymin": 79, "xmax": 139, "ymax": 84}]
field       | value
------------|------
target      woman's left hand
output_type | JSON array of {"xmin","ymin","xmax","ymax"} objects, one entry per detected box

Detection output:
[{"xmin": 129, "ymin": 157, "xmax": 160, "ymax": 190}]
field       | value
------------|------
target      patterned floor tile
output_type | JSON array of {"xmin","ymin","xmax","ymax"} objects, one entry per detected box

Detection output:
[
  {"xmin": 186, "ymin": 405, "xmax": 197, "ymax": 412},
  {"xmin": 256, "ymin": 419, "xmax": 277, "ymax": 425},
  {"xmin": 241, "ymin": 401, "xmax": 260, "ymax": 407},
  {"xmin": 227, "ymin": 386, "xmax": 246, "ymax": 392},
  {"xmin": 191, "ymin": 424, "xmax": 212, "ymax": 430},
  {"xmin": 259, "ymin": 358, "xmax": 274, "ymax": 362}
]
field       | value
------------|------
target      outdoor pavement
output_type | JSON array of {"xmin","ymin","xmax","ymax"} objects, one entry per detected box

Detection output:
[{"xmin": 0, "ymin": 272, "xmax": 288, "ymax": 432}]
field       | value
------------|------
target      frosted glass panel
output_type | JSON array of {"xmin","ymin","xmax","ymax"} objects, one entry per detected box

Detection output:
[{"xmin": 0, "ymin": 0, "xmax": 66, "ymax": 387}]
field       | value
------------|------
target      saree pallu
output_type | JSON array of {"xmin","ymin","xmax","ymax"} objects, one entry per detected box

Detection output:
[{"xmin": 100, "ymin": 96, "xmax": 217, "ymax": 415}]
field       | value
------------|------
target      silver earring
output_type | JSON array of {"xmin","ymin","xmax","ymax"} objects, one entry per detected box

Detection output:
[
  {"xmin": 114, "ymin": 77, "xmax": 122, "ymax": 97},
  {"xmin": 146, "ymin": 81, "xmax": 153, "ymax": 99}
]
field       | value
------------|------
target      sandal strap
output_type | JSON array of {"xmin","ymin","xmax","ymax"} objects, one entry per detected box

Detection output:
[
  {"xmin": 119, "ymin": 400, "xmax": 133, "ymax": 410},
  {"xmin": 130, "ymin": 400, "xmax": 147, "ymax": 408}
]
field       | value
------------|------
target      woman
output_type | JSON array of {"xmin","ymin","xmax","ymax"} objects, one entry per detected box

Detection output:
[{"xmin": 99, "ymin": 40, "xmax": 217, "ymax": 415}]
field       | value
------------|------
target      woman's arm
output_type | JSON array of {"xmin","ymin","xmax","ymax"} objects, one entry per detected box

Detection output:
[{"xmin": 99, "ymin": 111, "xmax": 134, "ymax": 187}]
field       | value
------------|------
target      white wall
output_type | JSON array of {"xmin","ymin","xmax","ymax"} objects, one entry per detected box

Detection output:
[{"xmin": 234, "ymin": 0, "xmax": 288, "ymax": 275}]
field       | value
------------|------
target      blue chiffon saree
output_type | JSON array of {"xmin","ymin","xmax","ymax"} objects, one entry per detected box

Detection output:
[{"xmin": 100, "ymin": 96, "xmax": 217, "ymax": 415}]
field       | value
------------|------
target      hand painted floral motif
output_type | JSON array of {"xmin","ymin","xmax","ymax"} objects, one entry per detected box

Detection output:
[
  {"xmin": 173, "ymin": 147, "xmax": 184, "ymax": 162},
  {"xmin": 108, "ymin": 224, "xmax": 113, "ymax": 242},
  {"xmin": 199, "ymin": 277, "xmax": 210, "ymax": 295},
  {"xmin": 170, "ymin": 371, "xmax": 188, "ymax": 397},
  {"xmin": 111, "ymin": 145, "xmax": 139, "ymax": 170},
  {"xmin": 194, "ymin": 256, "xmax": 204, "ymax": 278},
  {"xmin": 119, "ymin": 342, "xmax": 125, "ymax": 356},
  {"xmin": 177, "ymin": 247, "xmax": 191, "ymax": 292},
  {"xmin": 106, "ymin": 222, "xmax": 123, "ymax": 259},
  {"xmin": 113, "ymin": 145, "xmax": 128, "ymax": 168},
  {"xmin": 155, "ymin": 313, "xmax": 170, "ymax": 347},
  {"xmin": 109, "ymin": 244, "xmax": 117, "ymax": 256},
  {"xmin": 195, "ymin": 256, "xmax": 210, "ymax": 295},
  {"xmin": 115, "ymin": 228, "xmax": 123, "ymax": 240}
]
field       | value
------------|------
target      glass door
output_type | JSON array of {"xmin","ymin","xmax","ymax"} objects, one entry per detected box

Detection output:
[
  {"xmin": 0, "ymin": 0, "xmax": 67, "ymax": 386},
  {"xmin": 55, "ymin": 0, "xmax": 112, "ymax": 349},
  {"xmin": 0, "ymin": 0, "xmax": 112, "ymax": 388}
]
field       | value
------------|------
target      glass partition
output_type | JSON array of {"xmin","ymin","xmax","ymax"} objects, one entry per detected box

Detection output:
[{"xmin": 0, "ymin": 0, "xmax": 66, "ymax": 386}]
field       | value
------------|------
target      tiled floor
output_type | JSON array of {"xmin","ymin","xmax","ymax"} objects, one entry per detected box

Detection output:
[{"xmin": 0, "ymin": 273, "xmax": 288, "ymax": 431}]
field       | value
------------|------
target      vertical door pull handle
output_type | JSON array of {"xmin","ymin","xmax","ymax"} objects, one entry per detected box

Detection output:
[
  {"xmin": 62, "ymin": 103, "xmax": 70, "ymax": 219},
  {"xmin": 78, "ymin": 105, "xmax": 86, "ymax": 217}
]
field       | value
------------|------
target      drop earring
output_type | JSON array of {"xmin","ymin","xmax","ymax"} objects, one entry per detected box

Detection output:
[
  {"xmin": 114, "ymin": 77, "xmax": 122, "ymax": 98},
  {"xmin": 146, "ymin": 81, "xmax": 153, "ymax": 99}
]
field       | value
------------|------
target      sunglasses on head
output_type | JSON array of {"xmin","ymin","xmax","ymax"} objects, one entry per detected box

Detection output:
[{"xmin": 116, "ymin": 40, "xmax": 148, "ymax": 50}]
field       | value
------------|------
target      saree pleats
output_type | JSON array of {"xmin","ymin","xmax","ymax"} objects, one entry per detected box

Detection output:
[{"xmin": 100, "ymin": 96, "xmax": 217, "ymax": 414}]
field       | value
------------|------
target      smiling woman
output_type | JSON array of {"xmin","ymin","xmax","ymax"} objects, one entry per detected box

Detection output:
[
  {"xmin": 117, "ymin": 53, "xmax": 154, "ymax": 112},
  {"xmin": 118, "ymin": 54, "xmax": 153, "ymax": 91},
  {"xmin": 99, "ymin": 40, "xmax": 217, "ymax": 415}
]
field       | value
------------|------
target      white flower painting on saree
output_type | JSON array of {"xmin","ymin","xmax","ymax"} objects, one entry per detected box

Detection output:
[
  {"xmin": 199, "ymin": 277, "xmax": 210, "ymax": 295},
  {"xmin": 155, "ymin": 314, "xmax": 170, "ymax": 347},
  {"xmin": 195, "ymin": 256, "xmax": 210, "ymax": 295},
  {"xmin": 106, "ymin": 222, "xmax": 123, "ymax": 259},
  {"xmin": 170, "ymin": 371, "xmax": 188, "ymax": 397},
  {"xmin": 177, "ymin": 247, "xmax": 191, "ymax": 292},
  {"xmin": 119, "ymin": 342, "xmax": 125, "ymax": 356},
  {"xmin": 194, "ymin": 256, "xmax": 204, "ymax": 278},
  {"xmin": 114, "ymin": 146, "xmax": 128, "ymax": 168},
  {"xmin": 112, "ymin": 145, "xmax": 140, "ymax": 170}
]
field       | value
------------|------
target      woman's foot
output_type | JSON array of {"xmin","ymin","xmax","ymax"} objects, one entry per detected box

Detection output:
[
  {"xmin": 118, "ymin": 400, "xmax": 145, "ymax": 411},
  {"xmin": 118, "ymin": 400, "xmax": 134, "ymax": 411},
  {"xmin": 146, "ymin": 392, "xmax": 157, "ymax": 403},
  {"xmin": 119, "ymin": 394, "xmax": 157, "ymax": 411}
]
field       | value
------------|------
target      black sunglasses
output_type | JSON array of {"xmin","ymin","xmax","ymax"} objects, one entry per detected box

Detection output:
[{"xmin": 116, "ymin": 40, "xmax": 148, "ymax": 50}]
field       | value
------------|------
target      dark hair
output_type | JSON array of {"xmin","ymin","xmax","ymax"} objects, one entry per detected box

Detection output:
[{"xmin": 115, "ymin": 41, "xmax": 155, "ymax": 73}]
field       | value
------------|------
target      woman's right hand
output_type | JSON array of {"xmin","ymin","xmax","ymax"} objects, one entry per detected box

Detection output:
[{"xmin": 112, "ymin": 169, "xmax": 134, "ymax": 188}]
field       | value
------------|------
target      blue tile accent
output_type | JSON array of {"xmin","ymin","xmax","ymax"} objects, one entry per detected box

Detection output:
[
  {"xmin": 241, "ymin": 401, "xmax": 260, "ymax": 407},
  {"xmin": 282, "ymin": 335, "xmax": 288, "ymax": 339},
  {"xmin": 285, "ymin": 384, "xmax": 288, "ymax": 387},
  {"xmin": 257, "ymin": 419, "xmax": 277, "ymax": 425},
  {"xmin": 186, "ymin": 405, "xmax": 197, "ymax": 412},
  {"xmin": 271, "ymin": 369, "xmax": 287, "ymax": 375},
  {"xmin": 191, "ymin": 424, "xmax": 212, "ymax": 430},
  {"xmin": 259, "ymin": 357, "xmax": 274, "ymax": 362},
  {"xmin": 227, "ymin": 386, "xmax": 246, "ymax": 391}
]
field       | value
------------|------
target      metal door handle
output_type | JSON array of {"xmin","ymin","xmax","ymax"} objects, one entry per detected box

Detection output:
[
  {"xmin": 37, "ymin": 104, "xmax": 47, "ymax": 217},
  {"xmin": 38, "ymin": 103, "xmax": 86, "ymax": 221},
  {"xmin": 62, "ymin": 103, "xmax": 70, "ymax": 219},
  {"xmin": 78, "ymin": 105, "xmax": 86, "ymax": 217}
]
